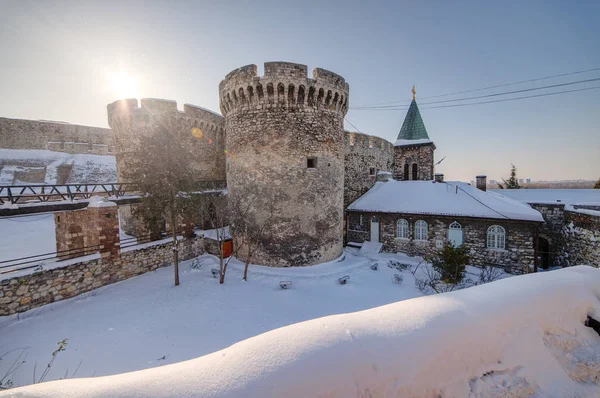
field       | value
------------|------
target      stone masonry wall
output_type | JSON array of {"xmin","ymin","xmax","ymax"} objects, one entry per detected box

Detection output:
[
  {"xmin": 393, "ymin": 144, "xmax": 434, "ymax": 181},
  {"xmin": 563, "ymin": 207, "xmax": 600, "ymax": 268},
  {"xmin": 0, "ymin": 117, "xmax": 113, "ymax": 154},
  {"xmin": 107, "ymin": 99, "xmax": 226, "ymax": 183},
  {"xmin": 529, "ymin": 203, "xmax": 565, "ymax": 266},
  {"xmin": 348, "ymin": 211, "xmax": 537, "ymax": 273},
  {"xmin": 0, "ymin": 236, "xmax": 205, "ymax": 316},
  {"xmin": 220, "ymin": 62, "xmax": 349, "ymax": 267},
  {"xmin": 344, "ymin": 131, "xmax": 394, "ymax": 208},
  {"xmin": 54, "ymin": 202, "xmax": 120, "ymax": 260}
]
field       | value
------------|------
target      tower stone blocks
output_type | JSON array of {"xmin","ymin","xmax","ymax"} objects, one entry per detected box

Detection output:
[
  {"xmin": 219, "ymin": 62, "xmax": 349, "ymax": 267},
  {"xmin": 107, "ymin": 98, "xmax": 226, "ymax": 183},
  {"xmin": 393, "ymin": 143, "xmax": 435, "ymax": 181},
  {"xmin": 107, "ymin": 98, "xmax": 226, "ymax": 235}
]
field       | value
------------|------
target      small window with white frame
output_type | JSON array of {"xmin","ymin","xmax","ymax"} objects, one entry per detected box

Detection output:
[
  {"xmin": 359, "ymin": 214, "xmax": 364, "ymax": 226},
  {"xmin": 414, "ymin": 220, "xmax": 428, "ymax": 241},
  {"xmin": 396, "ymin": 219, "xmax": 409, "ymax": 239},
  {"xmin": 487, "ymin": 225, "xmax": 506, "ymax": 249}
]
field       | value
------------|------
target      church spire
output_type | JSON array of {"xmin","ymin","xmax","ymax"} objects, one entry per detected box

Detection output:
[{"xmin": 395, "ymin": 88, "xmax": 430, "ymax": 143}]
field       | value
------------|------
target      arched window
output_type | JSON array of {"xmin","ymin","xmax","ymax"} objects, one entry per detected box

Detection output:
[
  {"xmin": 396, "ymin": 219, "xmax": 409, "ymax": 239},
  {"xmin": 415, "ymin": 220, "xmax": 428, "ymax": 241},
  {"xmin": 487, "ymin": 225, "xmax": 506, "ymax": 249},
  {"xmin": 448, "ymin": 221, "xmax": 463, "ymax": 247},
  {"xmin": 404, "ymin": 163, "xmax": 409, "ymax": 180},
  {"xmin": 412, "ymin": 163, "xmax": 418, "ymax": 180}
]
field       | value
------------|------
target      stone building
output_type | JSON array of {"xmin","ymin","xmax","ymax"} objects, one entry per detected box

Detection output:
[
  {"xmin": 393, "ymin": 87, "xmax": 435, "ymax": 181},
  {"xmin": 493, "ymin": 189, "xmax": 600, "ymax": 268},
  {"xmin": 218, "ymin": 62, "xmax": 349, "ymax": 266},
  {"xmin": 346, "ymin": 176, "xmax": 544, "ymax": 272},
  {"xmin": 345, "ymin": 88, "xmax": 549, "ymax": 273}
]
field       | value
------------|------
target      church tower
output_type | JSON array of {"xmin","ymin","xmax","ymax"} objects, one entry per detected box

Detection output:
[{"xmin": 393, "ymin": 86, "xmax": 435, "ymax": 181}]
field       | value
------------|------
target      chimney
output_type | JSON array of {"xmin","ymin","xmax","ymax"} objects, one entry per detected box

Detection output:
[
  {"xmin": 434, "ymin": 173, "xmax": 444, "ymax": 183},
  {"xmin": 376, "ymin": 171, "xmax": 392, "ymax": 182},
  {"xmin": 476, "ymin": 175, "xmax": 487, "ymax": 192}
]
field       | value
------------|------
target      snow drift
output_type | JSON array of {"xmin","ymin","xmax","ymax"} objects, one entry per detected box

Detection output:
[{"xmin": 4, "ymin": 266, "xmax": 600, "ymax": 398}]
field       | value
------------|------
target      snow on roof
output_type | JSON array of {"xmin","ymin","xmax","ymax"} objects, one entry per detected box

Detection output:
[
  {"xmin": 393, "ymin": 138, "xmax": 433, "ymax": 147},
  {"xmin": 9, "ymin": 266, "xmax": 600, "ymax": 397},
  {"xmin": 348, "ymin": 180, "xmax": 544, "ymax": 222},
  {"xmin": 86, "ymin": 196, "xmax": 117, "ymax": 208},
  {"xmin": 491, "ymin": 189, "xmax": 600, "ymax": 205}
]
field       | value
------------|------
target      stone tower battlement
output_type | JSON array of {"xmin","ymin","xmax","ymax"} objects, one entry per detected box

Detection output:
[
  {"xmin": 107, "ymin": 98, "xmax": 224, "ymax": 136},
  {"xmin": 218, "ymin": 62, "xmax": 349, "ymax": 117},
  {"xmin": 221, "ymin": 61, "xmax": 349, "ymax": 267},
  {"xmin": 106, "ymin": 98, "xmax": 226, "ymax": 183}
]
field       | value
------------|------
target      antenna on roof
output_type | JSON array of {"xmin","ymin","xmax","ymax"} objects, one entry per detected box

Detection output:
[{"xmin": 435, "ymin": 156, "xmax": 446, "ymax": 166}]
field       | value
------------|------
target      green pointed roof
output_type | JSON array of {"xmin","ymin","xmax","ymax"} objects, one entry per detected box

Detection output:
[{"xmin": 396, "ymin": 99, "xmax": 430, "ymax": 142}]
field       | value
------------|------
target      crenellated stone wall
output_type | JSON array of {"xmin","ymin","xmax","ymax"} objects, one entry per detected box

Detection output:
[
  {"xmin": 220, "ymin": 62, "xmax": 349, "ymax": 267},
  {"xmin": 562, "ymin": 206, "xmax": 600, "ymax": 268},
  {"xmin": 107, "ymin": 99, "xmax": 226, "ymax": 183},
  {"xmin": 0, "ymin": 236, "xmax": 206, "ymax": 316},
  {"xmin": 347, "ymin": 211, "xmax": 537, "ymax": 273},
  {"xmin": 0, "ymin": 117, "xmax": 113, "ymax": 154},
  {"xmin": 344, "ymin": 131, "xmax": 394, "ymax": 208}
]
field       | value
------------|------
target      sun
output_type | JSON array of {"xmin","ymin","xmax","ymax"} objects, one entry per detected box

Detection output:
[{"xmin": 109, "ymin": 69, "xmax": 140, "ymax": 99}]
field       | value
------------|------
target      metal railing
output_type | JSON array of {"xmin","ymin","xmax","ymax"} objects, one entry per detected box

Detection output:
[
  {"xmin": 0, "ymin": 232, "xmax": 165, "ymax": 276},
  {"xmin": 0, "ymin": 181, "xmax": 227, "ymax": 206},
  {"xmin": 0, "ymin": 183, "xmax": 137, "ymax": 205}
]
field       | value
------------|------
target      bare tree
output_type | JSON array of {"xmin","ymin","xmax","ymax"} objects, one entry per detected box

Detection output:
[
  {"xmin": 122, "ymin": 124, "xmax": 198, "ymax": 286},
  {"xmin": 228, "ymin": 193, "xmax": 277, "ymax": 281},
  {"xmin": 196, "ymin": 192, "xmax": 237, "ymax": 284}
]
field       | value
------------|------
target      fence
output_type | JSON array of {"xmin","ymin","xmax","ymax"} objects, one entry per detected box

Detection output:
[
  {"xmin": 0, "ymin": 232, "xmax": 159, "ymax": 277},
  {"xmin": 0, "ymin": 180, "xmax": 227, "ymax": 206}
]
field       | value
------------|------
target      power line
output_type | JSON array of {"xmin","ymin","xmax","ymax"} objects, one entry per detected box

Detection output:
[
  {"xmin": 344, "ymin": 117, "xmax": 364, "ymax": 134},
  {"xmin": 349, "ymin": 85, "xmax": 600, "ymax": 111},
  {"xmin": 352, "ymin": 77, "xmax": 600, "ymax": 109},
  {"xmin": 352, "ymin": 66, "xmax": 600, "ymax": 108}
]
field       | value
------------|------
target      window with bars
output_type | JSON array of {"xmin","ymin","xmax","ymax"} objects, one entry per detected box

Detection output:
[
  {"xmin": 396, "ymin": 219, "xmax": 409, "ymax": 239},
  {"xmin": 487, "ymin": 225, "xmax": 506, "ymax": 249},
  {"xmin": 414, "ymin": 220, "xmax": 428, "ymax": 241}
]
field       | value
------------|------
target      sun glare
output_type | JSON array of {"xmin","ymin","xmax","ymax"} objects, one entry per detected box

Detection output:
[{"xmin": 109, "ymin": 69, "xmax": 140, "ymax": 99}]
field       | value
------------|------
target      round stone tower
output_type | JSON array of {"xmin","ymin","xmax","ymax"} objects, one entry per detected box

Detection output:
[
  {"xmin": 219, "ymin": 62, "xmax": 349, "ymax": 267},
  {"xmin": 107, "ymin": 98, "xmax": 226, "ymax": 235}
]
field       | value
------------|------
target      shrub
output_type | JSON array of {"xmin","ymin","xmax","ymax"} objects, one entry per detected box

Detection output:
[{"xmin": 426, "ymin": 243, "xmax": 469, "ymax": 284}]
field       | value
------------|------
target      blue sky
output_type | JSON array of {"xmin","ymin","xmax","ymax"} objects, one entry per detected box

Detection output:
[{"xmin": 1, "ymin": 0, "xmax": 599, "ymax": 181}]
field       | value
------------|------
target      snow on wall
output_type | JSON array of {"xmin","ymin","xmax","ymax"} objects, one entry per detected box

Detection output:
[
  {"xmin": 0, "ymin": 149, "xmax": 116, "ymax": 184},
  {"xmin": 7, "ymin": 266, "xmax": 600, "ymax": 398}
]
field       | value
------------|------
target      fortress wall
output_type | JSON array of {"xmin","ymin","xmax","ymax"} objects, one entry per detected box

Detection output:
[
  {"xmin": 344, "ymin": 131, "xmax": 394, "ymax": 208},
  {"xmin": 0, "ymin": 117, "xmax": 113, "ymax": 154}
]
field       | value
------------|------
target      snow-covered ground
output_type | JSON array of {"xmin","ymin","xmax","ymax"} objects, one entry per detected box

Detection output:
[
  {"xmin": 2, "ymin": 262, "xmax": 599, "ymax": 397},
  {"xmin": 0, "ymin": 149, "xmax": 116, "ymax": 184},
  {"xmin": 0, "ymin": 249, "xmax": 495, "ymax": 391}
]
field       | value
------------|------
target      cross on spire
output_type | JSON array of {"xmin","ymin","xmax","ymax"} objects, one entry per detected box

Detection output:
[{"xmin": 411, "ymin": 85, "xmax": 416, "ymax": 100}]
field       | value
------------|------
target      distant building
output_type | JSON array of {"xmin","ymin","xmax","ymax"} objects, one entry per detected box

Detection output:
[{"xmin": 526, "ymin": 178, "xmax": 531, "ymax": 184}]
